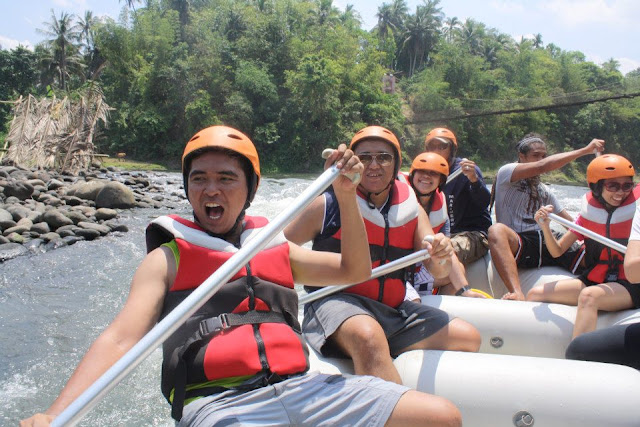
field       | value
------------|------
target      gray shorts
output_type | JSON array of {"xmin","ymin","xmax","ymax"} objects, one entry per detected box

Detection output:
[
  {"xmin": 303, "ymin": 293, "xmax": 452, "ymax": 358},
  {"xmin": 451, "ymin": 231, "xmax": 489, "ymax": 265},
  {"xmin": 178, "ymin": 372, "xmax": 409, "ymax": 427}
]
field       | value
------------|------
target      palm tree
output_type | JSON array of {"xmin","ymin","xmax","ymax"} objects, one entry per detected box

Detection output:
[
  {"xmin": 602, "ymin": 58, "xmax": 620, "ymax": 73},
  {"xmin": 390, "ymin": 0, "xmax": 409, "ymax": 27},
  {"xmin": 313, "ymin": 0, "xmax": 340, "ymax": 27},
  {"xmin": 532, "ymin": 33, "xmax": 543, "ymax": 49},
  {"xmin": 400, "ymin": 0, "xmax": 442, "ymax": 76},
  {"xmin": 459, "ymin": 18, "xmax": 485, "ymax": 56},
  {"xmin": 444, "ymin": 16, "xmax": 459, "ymax": 42},
  {"xmin": 119, "ymin": 0, "xmax": 141, "ymax": 11},
  {"xmin": 38, "ymin": 10, "xmax": 83, "ymax": 91},
  {"xmin": 376, "ymin": 3, "xmax": 395, "ymax": 38},
  {"xmin": 340, "ymin": 4, "xmax": 361, "ymax": 28},
  {"xmin": 77, "ymin": 11, "xmax": 96, "ymax": 53}
]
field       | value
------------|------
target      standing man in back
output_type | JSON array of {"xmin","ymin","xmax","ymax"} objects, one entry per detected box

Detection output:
[{"xmin": 424, "ymin": 128, "xmax": 492, "ymax": 265}]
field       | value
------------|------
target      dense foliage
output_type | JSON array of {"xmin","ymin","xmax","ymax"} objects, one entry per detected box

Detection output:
[{"xmin": 1, "ymin": 0, "xmax": 639, "ymax": 173}]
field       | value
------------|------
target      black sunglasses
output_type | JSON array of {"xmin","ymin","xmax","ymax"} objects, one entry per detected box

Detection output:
[
  {"xmin": 603, "ymin": 182, "xmax": 634, "ymax": 192},
  {"xmin": 426, "ymin": 141, "xmax": 450, "ymax": 151}
]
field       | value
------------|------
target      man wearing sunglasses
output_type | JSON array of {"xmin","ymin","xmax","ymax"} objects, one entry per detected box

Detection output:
[
  {"xmin": 488, "ymin": 133, "xmax": 605, "ymax": 301},
  {"xmin": 285, "ymin": 125, "xmax": 480, "ymax": 386},
  {"xmin": 424, "ymin": 128, "xmax": 492, "ymax": 266}
]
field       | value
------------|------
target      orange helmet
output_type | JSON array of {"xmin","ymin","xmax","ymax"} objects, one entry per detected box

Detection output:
[
  {"xmin": 410, "ymin": 152, "xmax": 449, "ymax": 177},
  {"xmin": 586, "ymin": 154, "xmax": 635, "ymax": 185},
  {"xmin": 425, "ymin": 128, "xmax": 457, "ymax": 149},
  {"xmin": 349, "ymin": 125, "xmax": 402, "ymax": 173},
  {"xmin": 182, "ymin": 125, "xmax": 260, "ymax": 202}
]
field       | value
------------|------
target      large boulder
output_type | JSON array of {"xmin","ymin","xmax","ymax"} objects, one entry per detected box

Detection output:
[
  {"xmin": 95, "ymin": 182, "xmax": 136, "ymax": 209},
  {"xmin": 66, "ymin": 180, "xmax": 108, "ymax": 201}
]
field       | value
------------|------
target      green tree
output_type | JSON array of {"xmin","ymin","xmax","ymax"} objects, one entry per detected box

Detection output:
[{"xmin": 37, "ymin": 10, "xmax": 84, "ymax": 91}]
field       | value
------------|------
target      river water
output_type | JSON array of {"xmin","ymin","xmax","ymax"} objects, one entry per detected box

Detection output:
[{"xmin": 0, "ymin": 172, "xmax": 588, "ymax": 426}]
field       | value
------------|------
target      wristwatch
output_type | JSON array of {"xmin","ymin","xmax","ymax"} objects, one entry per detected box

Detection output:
[{"xmin": 455, "ymin": 285, "xmax": 470, "ymax": 296}]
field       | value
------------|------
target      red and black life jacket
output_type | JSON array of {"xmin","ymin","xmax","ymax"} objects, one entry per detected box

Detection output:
[
  {"xmin": 578, "ymin": 185, "xmax": 640, "ymax": 284},
  {"xmin": 146, "ymin": 215, "xmax": 308, "ymax": 420},
  {"xmin": 428, "ymin": 189, "xmax": 448, "ymax": 234},
  {"xmin": 312, "ymin": 180, "xmax": 419, "ymax": 307}
]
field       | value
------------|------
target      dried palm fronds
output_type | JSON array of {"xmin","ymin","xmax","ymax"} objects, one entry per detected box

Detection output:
[{"xmin": 4, "ymin": 82, "xmax": 110, "ymax": 172}]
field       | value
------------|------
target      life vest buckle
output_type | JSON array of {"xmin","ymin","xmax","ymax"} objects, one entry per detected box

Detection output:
[{"xmin": 198, "ymin": 313, "xmax": 230, "ymax": 337}]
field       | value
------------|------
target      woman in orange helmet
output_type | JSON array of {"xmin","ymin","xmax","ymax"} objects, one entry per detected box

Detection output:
[
  {"xmin": 528, "ymin": 154, "xmax": 640, "ymax": 339},
  {"xmin": 405, "ymin": 152, "xmax": 486, "ymax": 299}
]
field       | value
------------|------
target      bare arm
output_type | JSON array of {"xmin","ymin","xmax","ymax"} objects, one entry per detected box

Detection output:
[
  {"xmin": 21, "ymin": 248, "xmax": 173, "ymax": 426},
  {"xmin": 415, "ymin": 208, "xmax": 452, "ymax": 279},
  {"xmin": 535, "ymin": 205, "xmax": 579, "ymax": 257},
  {"xmin": 625, "ymin": 240, "xmax": 640, "ymax": 283},
  {"xmin": 510, "ymin": 139, "xmax": 604, "ymax": 182},
  {"xmin": 290, "ymin": 146, "xmax": 370, "ymax": 286},
  {"xmin": 284, "ymin": 195, "xmax": 324, "ymax": 245}
]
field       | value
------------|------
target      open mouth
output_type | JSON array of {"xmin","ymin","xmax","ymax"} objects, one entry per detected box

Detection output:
[{"xmin": 205, "ymin": 202, "xmax": 224, "ymax": 220}]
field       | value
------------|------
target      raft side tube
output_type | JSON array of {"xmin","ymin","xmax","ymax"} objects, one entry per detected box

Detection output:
[
  {"xmin": 395, "ymin": 350, "xmax": 640, "ymax": 427},
  {"xmin": 423, "ymin": 295, "xmax": 640, "ymax": 358},
  {"xmin": 308, "ymin": 348, "xmax": 640, "ymax": 427}
]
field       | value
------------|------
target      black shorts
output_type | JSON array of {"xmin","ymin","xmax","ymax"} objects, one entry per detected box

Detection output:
[
  {"xmin": 577, "ymin": 276, "xmax": 640, "ymax": 309},
  {"xmin": 515, "ymin": 230, "xmax": 585, "ymax": 273}
]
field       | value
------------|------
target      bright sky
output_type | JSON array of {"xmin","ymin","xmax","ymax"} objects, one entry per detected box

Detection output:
[{"xmin": 2, "ymin": 0, "xmax": 639, "ymax": 74}]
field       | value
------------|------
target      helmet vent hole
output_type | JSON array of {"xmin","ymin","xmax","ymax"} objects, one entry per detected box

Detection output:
[
  {"xmin": 189, "ymin": 135, "xmax": 200, "ymax": 142},
  {"xmin": 227, "ymin": 134, "xmax": 242, "ymax": 140},
  {"xmin": 605, "ymin": 167, "xmax": 615, "ymax": 171}
]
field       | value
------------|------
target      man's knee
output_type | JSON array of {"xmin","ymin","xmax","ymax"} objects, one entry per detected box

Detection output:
[
  {"xmin": 449, "ymin": 318, "xmax": 481, "ymax": 352},
  {"xmin": 488, "ymin": 223, "xmax": 507, "ymax": 243},
  {"xmin": 334, "ymin": 317, "xmax": 389, "ymax": 358},
  {"xmin": 389, "ymin": 391, "xmax": 462, "ymax": 427},
  {"xmin": 488, "ymin": 224, "xmax": 518, "ymax": 254}
]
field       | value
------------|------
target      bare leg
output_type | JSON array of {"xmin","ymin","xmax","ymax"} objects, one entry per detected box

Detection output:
[
  {"xmin": 400, "ymin": 318, "xmax": 481, "ymax": 353},
  {"xmin": 526, "ymin": 278, "xmax": 584, "ymax": 304},
  {"xmin": 331, "ymin": 314, "xmax": 402, "ymax": 383},
  {"xmin": 386, "ymin": 390, "xmax": 462, "ymax": 427},
  {"xmin": 573, "ymin": 283, "xmax": 634, "ymax": 338},
  {"xmin": 488, "ymin": 223, "xmax": 524, "ymax": 300}
]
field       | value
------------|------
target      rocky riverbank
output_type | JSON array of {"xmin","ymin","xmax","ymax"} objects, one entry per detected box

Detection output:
[{"xmin": 0, "ymin": 165, "xmax": 185, "ymax": 262}]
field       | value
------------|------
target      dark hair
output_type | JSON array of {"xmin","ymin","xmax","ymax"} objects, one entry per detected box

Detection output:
[
  {"xmin": 589, "ymin": 180, "xmax": 618, "ymax": 212},
  {"xmin": 409, "ymin": 171, "xmax": 446, "ymax": 214},
  {"xmin": 515, "ymin": 132, "xmax": 546, "ymax": 156},
  {"xmin": 489, "ymin": 132, "xmax": 547, "ymax": 214}
]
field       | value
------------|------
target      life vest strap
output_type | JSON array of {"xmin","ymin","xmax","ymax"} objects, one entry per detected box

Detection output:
[{"xmin": 198, "ymin": 311, "xmax": 291, "ymax": 337}]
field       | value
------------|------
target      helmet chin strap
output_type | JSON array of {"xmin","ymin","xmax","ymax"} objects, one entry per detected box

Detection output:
[
  {"xmin": 359, "ymin": 180, "xmax": 393, "ymax": 209},
  {"xmin": 414, "ymin": 188, "xmax": 435, "ymax": 198}
]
